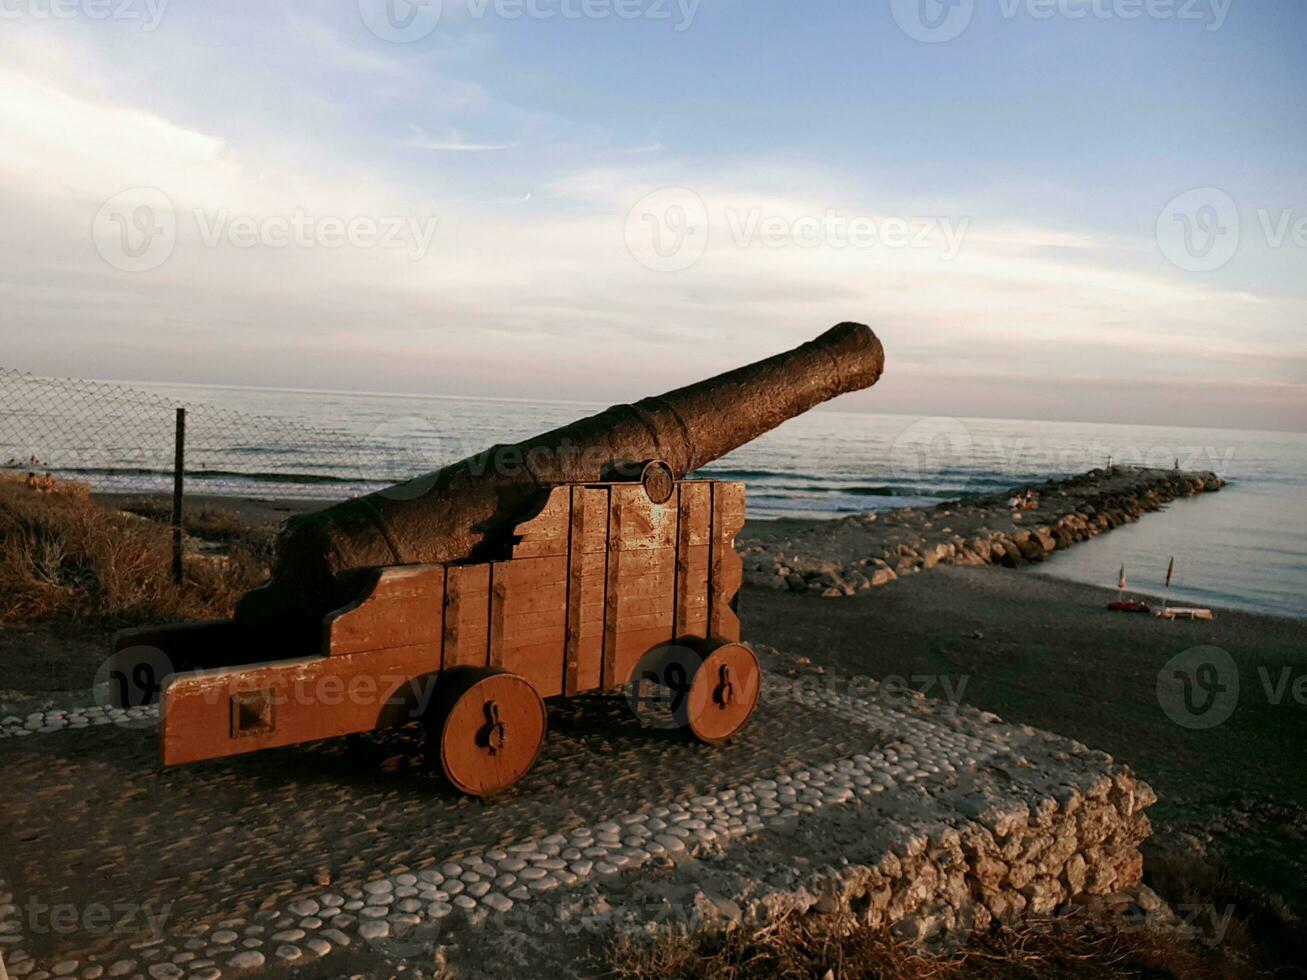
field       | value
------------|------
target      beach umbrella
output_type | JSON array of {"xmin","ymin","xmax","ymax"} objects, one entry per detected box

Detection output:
[{"xmin": 1163, "ymin": 556, "xmax": 1176, "ymax": 610}]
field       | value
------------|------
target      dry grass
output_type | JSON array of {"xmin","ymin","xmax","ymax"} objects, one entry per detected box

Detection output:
[
  {"xmin": 606, "ymin": 907, "xmax": 1243, "ymax": 980},
  {"xmin": 0, "ymin": 474, "xmax": 267, "ymax": 625},
  {"xmin": 1141, "ymin": 845, "xmax": 1305, "ymax": 975}
]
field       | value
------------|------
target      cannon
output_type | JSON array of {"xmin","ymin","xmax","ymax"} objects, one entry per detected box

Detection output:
[{"xmin": 110, "ymin": 323, "xmax": 884, "ymax": 796}]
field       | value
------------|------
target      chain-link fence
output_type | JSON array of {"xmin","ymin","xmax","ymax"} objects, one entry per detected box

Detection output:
[{"xmin": 0, "ymin": 367, "xmax": 432, "ymax": 502}]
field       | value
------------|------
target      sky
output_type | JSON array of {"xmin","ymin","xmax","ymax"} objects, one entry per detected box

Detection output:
[{"xmin": 0, "ymin": 0, "xmax": 1304, "ymax": 430}]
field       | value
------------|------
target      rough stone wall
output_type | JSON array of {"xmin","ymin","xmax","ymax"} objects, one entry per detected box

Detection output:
[{"xmin": 460, "ymin": 680, "xmax": 1160, "ymax": 975}]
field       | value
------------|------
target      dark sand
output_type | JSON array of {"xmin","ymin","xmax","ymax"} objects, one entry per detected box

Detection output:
[{"xmin": 742, "ymin": 568, "xmax": 1307, "ymax": 911}]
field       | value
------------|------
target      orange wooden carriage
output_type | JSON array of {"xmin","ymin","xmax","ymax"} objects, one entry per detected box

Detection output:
[{"xmin": 111, "ymin": 465, "xmax": 761, "ymax": 796}]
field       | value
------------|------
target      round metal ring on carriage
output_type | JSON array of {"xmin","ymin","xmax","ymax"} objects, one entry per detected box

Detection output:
[
  {"xmin": 686, "ymin": 642, "xmax": 761, "ymax": 744},
  {"xmin": 640, "ymin": 459, "xmax": 676, "ymax": 505},
  {"xmin": 431, "ymin": 668, "xmax": 546, "ymax": 797}
]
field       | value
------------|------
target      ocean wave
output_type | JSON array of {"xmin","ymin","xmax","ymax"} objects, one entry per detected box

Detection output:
[{"xmin": 49, "ymin": 465, "xmax": 380, "ymax": 487}]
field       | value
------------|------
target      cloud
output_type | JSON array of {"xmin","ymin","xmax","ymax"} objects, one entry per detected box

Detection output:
[
  {"xmin": 399, "ymin": 129, "xmax": 513, "ymax": 152},
  {"xmin": 0, "ymin": 18, "xmax": 1302, "ymax": 432}
]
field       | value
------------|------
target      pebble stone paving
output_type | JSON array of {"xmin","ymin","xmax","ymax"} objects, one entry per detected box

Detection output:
[
  {"xmin": 0, "ymin": 662, "xmax": 903, "ymax": 974},
  {"xmin": 0, "ymin": 662, "xmax": 1142, "ymax": 979}
]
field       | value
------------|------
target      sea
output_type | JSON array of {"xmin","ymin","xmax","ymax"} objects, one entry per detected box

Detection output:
[{"xmin": 4, "ymin": 379, "xmax": 1304, "ymax": 620}]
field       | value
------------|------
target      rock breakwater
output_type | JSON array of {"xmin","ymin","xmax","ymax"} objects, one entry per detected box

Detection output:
[{"xmin": 739, "ymin": 467, "xmax": 1224, "ymax": 597}]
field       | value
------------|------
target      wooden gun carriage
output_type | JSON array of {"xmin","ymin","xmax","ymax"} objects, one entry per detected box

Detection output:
[
  {"xmin": 111, "ymin": 323, "xmax": 885, "ymax": 796},
  {"xmin": 112, "ymin": 467, "xmax": 758, "ymax": 795}
]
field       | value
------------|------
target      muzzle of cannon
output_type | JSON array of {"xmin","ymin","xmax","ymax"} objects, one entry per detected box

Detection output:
[{"xmin": 240, "ymin": 322, "xmax": 884, "ymax": 626}]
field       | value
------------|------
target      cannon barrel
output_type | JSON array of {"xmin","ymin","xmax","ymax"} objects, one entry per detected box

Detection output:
[{"xmin": 245, "ymin": 322, "xmax": 884, "ymax": 623}]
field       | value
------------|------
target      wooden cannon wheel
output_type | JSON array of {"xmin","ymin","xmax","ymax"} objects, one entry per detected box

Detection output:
[
  {"xmin": 427, "ymin": 667, "xmax": 546, "ymax": 797},
  {"xmin": 686, "ymin": 642, "xmax": 761, "ymax": 744}
]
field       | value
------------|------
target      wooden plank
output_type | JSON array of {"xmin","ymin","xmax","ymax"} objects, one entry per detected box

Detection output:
[
  {"xmin": 443, "ymin": 564, "xmax": 490, "ymax": 670},
  {"xmin": 565, "ymin": 487, "xmax": 607, "ymax": 695},
  {"xmin": 160, "ymin": 645, "xmax": 444, "ymax": 766},
  {"xmin": 602, "ymin": 488, "xmax": 623, "ymax": 689},
  {"xmin": 709, "ymin": 482, "xmax": 745, "ymax": 643},
  {"xmin": 489, "ymin": 566, "xmax": 507, "ymax": 669},
  {"xmin": 493, "ymin": 555, "xmax": 568, "ymax": 699},
  {"xmin": 608, "ymin": 484, "xmax": 678, "ymax": 551},
  {"xmin": 611, "ymin": 563, "xmax": 678, "ymax": 601},
  {"xmin": 510, "ymin": 486, "xmax": 572, "ymax": 559},
  {"xmin": 577, "ymin": 488, "xmax": 610, "ymax": 551},
  {"xmin": 675, "ymin": 478, "xmax": 713, "ymax": 640},
  {"xmin": 325, "ymin": 565, "xmax": 444, "ymax": 657},
  {"xmin": 600, "ymin": 484, "xmax": 683, "ymax": 688}
]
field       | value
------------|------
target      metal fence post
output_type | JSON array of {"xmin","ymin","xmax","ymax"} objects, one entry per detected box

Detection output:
[{"xmin": 172, "ymin": 407, "xmax": 185, "ymax": 584}]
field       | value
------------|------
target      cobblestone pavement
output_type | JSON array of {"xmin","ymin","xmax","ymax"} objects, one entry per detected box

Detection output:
[{"xmin": 0, "ymin": 654, "xmax": 1152, "ymax": 980}]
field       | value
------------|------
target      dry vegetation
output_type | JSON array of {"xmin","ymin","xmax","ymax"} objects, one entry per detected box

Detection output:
[
  {"xmin": 607, "ymin": 908, "xmax": 1244, "ymax": 980},
  {"xmin": 607, "ymin": 846, "xmax": 1307, "ymax": 980},
  {"xmin": 0, "ymin": 474, "xmax": 268, "ymax": 625}
]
